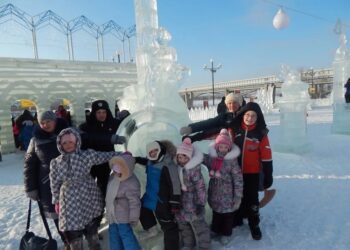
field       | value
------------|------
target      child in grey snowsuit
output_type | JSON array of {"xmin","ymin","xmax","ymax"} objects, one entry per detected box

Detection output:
[
  {"xmin": 175, "ymin": 138, "xmax": 211, "ymax": 250},
  {"xmin": 203, "ymin": 129, "xmax": 243, "ymax": 246},
  {"xmin": 49, "ymin": 127, "xmax": 123, "ymax": 250},
  {"xmin": 106, "ymin": 152, "xmax": 141, "ymax": 250}
]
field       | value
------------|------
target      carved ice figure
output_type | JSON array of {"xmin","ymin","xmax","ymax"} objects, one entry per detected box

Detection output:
[{"xmin": 275, "ymin": 65, "xmax": 311, "ymax": 154}]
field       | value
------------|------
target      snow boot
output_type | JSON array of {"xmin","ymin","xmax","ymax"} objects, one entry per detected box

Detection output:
[
  {"xmin": 86, "ymin": 233, "xmax": 101, "ymax": 250},
  {"xmin": 69, "ymin": 237, "xmax": 83, "ymax": 250},
  {"xmin": 249, "ymin": 225, "xmax": 262, "ymax": 240}
]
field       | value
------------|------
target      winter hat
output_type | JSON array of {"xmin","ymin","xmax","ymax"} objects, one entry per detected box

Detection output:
[
  {"xmin": 146, "ymin": 141, "xmax": 165, "ymax": 161},
  {"xmin": 109, "ymin": 152, "xmax": 135, "ymax": 181},
  {"xmin": 176, "ymin": 138, "xmax": 193, "ymax": 160},
  {"xmin": 215, "ymin": 129, "xmax": 233, "ymax": 150},
  {"xmin": 91, "ymin": 100, "xmax": 110, "ymax": 113},
  {"xmin": 225, "ymin": 93, "xmax": 243, "ymax": 106},
  {"xmin": 38, "ymin": 111, "xmax": 56, "ymax": 123}
]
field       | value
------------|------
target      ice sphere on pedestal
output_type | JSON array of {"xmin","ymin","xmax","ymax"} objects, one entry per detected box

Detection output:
[
  {"xmin": 332, "ymin": 31, "xmax": 350, "ymax": 135},
  {"xmin": 275, "ymin": 66, "xmax": 311, "ymax": 154}
]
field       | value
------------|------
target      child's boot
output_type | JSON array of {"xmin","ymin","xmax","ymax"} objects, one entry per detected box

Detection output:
[
  {"xmin": 86, "ymin": 233, "xmax": 102, "ymax": 250},
  {"xmin": 69, "ymin": 237, "xmax": 83, "ymax": 250},
  {"xmin": 248, "ymin": 205, "xmax": 262, "ymax": 240},
  {"xmin": 220, "ymin": 236, "xmax": 231, "ymax": 246}
]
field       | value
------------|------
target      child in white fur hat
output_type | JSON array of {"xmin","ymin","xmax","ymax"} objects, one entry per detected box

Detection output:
[
  {"xmin": 203, "ymin": 128, "xmax": 243, "ymax": 246},
  {"xmin": 174, "ymin": 138, "xmax": 211, "ymax": 250},
  {"xmin": 106, "ymin": 152, "xmax": 141, "ymax": 250}
]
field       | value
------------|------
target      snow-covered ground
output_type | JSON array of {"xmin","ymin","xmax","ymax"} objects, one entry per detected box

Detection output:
[{"xmin": 1, "ymin": 106, "xmax": 350, "ymax": 250}]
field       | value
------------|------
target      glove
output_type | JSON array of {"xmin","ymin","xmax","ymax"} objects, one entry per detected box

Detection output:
[
  {"xmin": 262, "ymin": 161, "xmax": 273, "ymax": 189},
  {"xmin": 55, "ymin": 203, "xmax": 60, "ymax": 214},
  {"xmin": 195, "ymin": 205, "xmax": 205, "ymax": 215},
  {"xmin": 111, "ymin": 135, "xmax": 126, "ymax": 145},
  {"xmin": 233, "ymin": 197, "xmax": 242, "ymax": 211},
  {"xmin": 26, "ymin": 190, "xmax": 39, "ymax": 201},
  {"xmin": 180, "ymin": 126, "xmax": 192, "ymax": 136}
]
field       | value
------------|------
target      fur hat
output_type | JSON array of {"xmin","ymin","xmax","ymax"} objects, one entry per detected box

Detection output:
[
  {"xmin": 91, "ymin": 100, "xmax": 110, "ymax": 113},
  {"xmin": 38, "ymin": 111, "xmax": 56, "ymax": 123},
  {"xmin": 215, "ymin": 129, "xmax": 233, "ymax": 150},
  {"xmin": 109, "ymin": 152, "xmax": 135, "ymax": 181},
  {"xmin": 225, "ymin": 93, "xmax": 243, "ymax": 106},
  {"xmin": 176, "ymin": 138, "xmax": 193, "ymax": 160}
]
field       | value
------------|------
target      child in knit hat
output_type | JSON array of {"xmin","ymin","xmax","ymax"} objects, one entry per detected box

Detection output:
[
  {"xmin": 203, "ymin": 128, "xmax": 243, "ymax": 246},
  {"xmin": 174, "ymin": 138, "xmax": 211, "ymax": 250},
  {"xmin": 106, "ymin": 152, "xmax": 141, "ymax": 250}
]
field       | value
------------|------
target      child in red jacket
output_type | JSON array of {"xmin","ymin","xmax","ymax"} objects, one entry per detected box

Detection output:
[{"xmin": 232, "ymin": 102, "xmax": 273, "ymax": 240}]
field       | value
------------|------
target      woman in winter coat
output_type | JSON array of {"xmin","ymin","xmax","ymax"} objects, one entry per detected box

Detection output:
[
  {"xmin": 232, "ymin": 102, "xmax": 273, "ymax": 240},
  {"xmin": 174, "ymin": 138, "xmax": 211, "ymax": 250},
  {"xmin": 203, "ymin": 129, "xmax": 243, "ymax": 246},
  {"xmin": 106, "ymin": 152, "xmax": 141, "ymax": 250},
  {"xmin": 23, "ymin": 111, "xmax": 68, "ymax": 247},
  {"xmin": 49, "ymin": 127, "xmax": 123, "ymax": 250},
  {"xmin": 180, "ymin": 92, "xmax": 244, "ymax": 142}
]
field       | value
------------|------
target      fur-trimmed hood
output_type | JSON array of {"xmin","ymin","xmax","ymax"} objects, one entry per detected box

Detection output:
[{"xmin": 208, "ymin": 141, "xmax": 241, "ymax": 160}]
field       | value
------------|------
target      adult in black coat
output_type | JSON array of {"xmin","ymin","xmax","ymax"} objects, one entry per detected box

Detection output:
[
  {"xmin": 23, "ymin": 111, "xmax": 68, "ymax": 245},
  {"xmin": 180, "ymin": 92, "xmax": 244, "ymax": 142},
  {"xmin": 217, "ymin": 96, "xmax": 227, "ymax": 115},
  {"xmin": 344, "ymin": 78, "xmax": 350, "ymax": 103},
  {"xmin": 79, "ymin": 100, "xmax": 125, "ymax": 200}
]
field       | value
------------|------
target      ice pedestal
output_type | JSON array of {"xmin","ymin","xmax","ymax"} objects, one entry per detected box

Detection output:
[{"xmin": 276, "ymin": 101, "xmax": 311, "ymax": 154}]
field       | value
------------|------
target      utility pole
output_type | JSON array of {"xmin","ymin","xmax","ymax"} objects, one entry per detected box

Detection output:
[{"xmin": 204, "ymin": 59, "xmax": 222, "ymax": 106}]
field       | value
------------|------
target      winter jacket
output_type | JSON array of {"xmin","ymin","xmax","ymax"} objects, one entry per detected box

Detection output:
[
  {"xmin": 204, "ymin": 143, "xmax": 243, "ymax": 213},
  {"xmin": 233, "ymin": 102, "xmax": 273, "ymax": 189},
  {"xmin": 175, "ymin": 146, "xmax": 207, "ymax": 222},
  {"xmin": 106, "ymin": 155, "xmax": 141, "ymax": 224},
  {"xmin": 142, "ymin": 140, "xmax": 181, "ymax": 212},
  {"xmin": 23, "ymin": 118, "xmax": 68, "ymax": 218},
  {"xmin": 49, "ymin": 128, "xmax": 121, "ymax": 231}
]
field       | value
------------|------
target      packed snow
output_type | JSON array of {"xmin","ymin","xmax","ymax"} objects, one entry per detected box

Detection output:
[{"xmin": 1, "ymin": 105, "xmax": 350, "ymax": 250}]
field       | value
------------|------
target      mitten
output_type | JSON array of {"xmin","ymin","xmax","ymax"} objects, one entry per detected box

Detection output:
[
  {"xmin": 110, "ymin": 135, "xmax": 126, "ymax": 145},
  {"xmin": 195, "ymin": 205, "xmax": 205, "ymax": 215},
  {"xmin": 26, "ymin": 190, "xmax": 39, "ymax": 201},
  {"xmin": 262, "ymin": 161, "xmax": 273, "ymax": 189},
  {"xmin": 180, "ymin": 126, "xmax": 192, "ymax": 135},
  {"xmin": 55, "ymin": 203, "xmax": 60, "ymax": 214}
]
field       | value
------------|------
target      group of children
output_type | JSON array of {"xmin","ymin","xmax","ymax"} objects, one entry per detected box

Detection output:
[{"xmin": 49, "ymin": 101, "xmax": 273, "ymax": 250}]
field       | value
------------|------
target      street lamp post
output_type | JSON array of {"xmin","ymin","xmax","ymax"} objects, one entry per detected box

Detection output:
[{"xmin": 204, "ymin": 59, "xmax": 222, "ymax": 106}]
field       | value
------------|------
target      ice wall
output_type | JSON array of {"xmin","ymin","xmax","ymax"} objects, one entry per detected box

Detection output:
[
  {"xmin": 332, "ymin": 32, "xmax": 350, "ymax": 134},
  {"xmin": 275, "ymin": 66, "xmax": 311, "ymax": 154},
  {"xmin": 116, "ymin": 0, "xmax": 190, "ymax": 156}
]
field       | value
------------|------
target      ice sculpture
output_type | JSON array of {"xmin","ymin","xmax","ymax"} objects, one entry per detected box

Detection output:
[
  {"xmin": 275, "ymin": 65, "xmax": 311, "ymax": 154},
  {"xmin": 116, "ymin": 0, "xmax": 190, "ymax": 156},
  {"xmin": 331, "ymin": 27, "xmax": 350, "ymax": 135}
]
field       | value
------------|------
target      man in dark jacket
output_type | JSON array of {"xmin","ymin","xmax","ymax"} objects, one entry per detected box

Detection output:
[
  {"xmin": 23, "ymin": 111, "xmax": 68, "ymax": 246},
  {"xmin": 217, "ymin": 96, "xmax": 227, "ymax": 115},
  {"xmin": 79, "ymin": 100, "xmax": 125, "ymax": 200}
]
